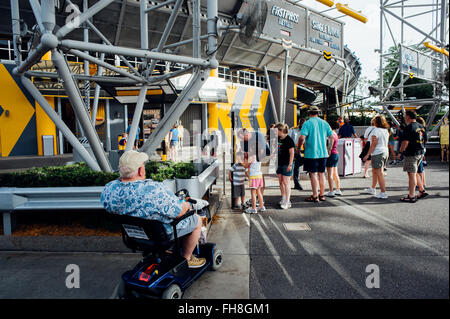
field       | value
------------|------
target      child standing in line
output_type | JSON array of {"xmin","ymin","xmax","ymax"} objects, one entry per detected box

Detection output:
[
  {"xmin": 245, "ymin": 151, "xmax": 265, "ymax": 214},
  {"xmin": 229, "ymin": 152, "xmax": 247, "ymax": 210}
]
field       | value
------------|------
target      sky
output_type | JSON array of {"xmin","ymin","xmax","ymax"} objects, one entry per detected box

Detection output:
[{"xmin": 298, "ymin": 0, "xmax": 447, "ymax": 83}]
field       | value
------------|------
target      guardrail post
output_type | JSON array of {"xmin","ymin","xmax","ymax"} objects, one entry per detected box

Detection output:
[{"xmin": 2, "ymin": 211, "xmax": 16, "ymax": 236}]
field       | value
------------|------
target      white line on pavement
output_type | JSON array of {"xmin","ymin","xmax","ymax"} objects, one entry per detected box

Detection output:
[
  {"xmin": 268, "ymin": 216, "xmax": 297, "ymax": 252},
  {"xmin": 331, "ymin": 196, "xmax": 449, "ymax": 261},
  {"xmin": 297, "ymin": 238, "xmax": 373, "ymax": 299},
  {"xmin": 251, "ymin": 218, "xmax": 295, "ymax": 287}
]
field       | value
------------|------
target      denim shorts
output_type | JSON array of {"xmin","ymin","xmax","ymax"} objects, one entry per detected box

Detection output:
[
  {"xmin": 276, "ymin": 165, "xmax": 294, "ymax": 177},
  {"xmin": 326, "ymin": 153, "xmax": 339, "ymax": 168},
  {"xmin": 417, "ymin": 160, "xmax": 424, "ymax": 173}
]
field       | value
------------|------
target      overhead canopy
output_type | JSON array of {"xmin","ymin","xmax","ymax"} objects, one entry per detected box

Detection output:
[{"xmin": 0, "ymin": 0, "xmax": 361, "ymax": 94}]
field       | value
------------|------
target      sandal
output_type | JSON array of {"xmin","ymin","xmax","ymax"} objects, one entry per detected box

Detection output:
[
  {"xmin": 417, "ymin": 190, "xmax": 429, "ymax": 200},
  {"xmin": 319, "ymin": 195, "xmax": 326, "ymax": 201},
  {"xmin": 305, "ymin": 195, "xmax": 319, "ymax": 203},
  {"xmin": 400, "ymin": 195, "xmax": 417, "ymax": 203}
]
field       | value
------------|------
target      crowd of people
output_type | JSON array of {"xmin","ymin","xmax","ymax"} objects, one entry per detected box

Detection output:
[
  {"xmin": 229, "ymin": 108, "xmax": 436, "ymax": 213},
  {"xmin": 100, "ymin": 108, "xmax": 445, "ymax": 268}
]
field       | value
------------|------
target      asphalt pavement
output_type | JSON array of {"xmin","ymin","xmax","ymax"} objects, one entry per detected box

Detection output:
[{"xmin": 0, "ymin": 162, "xmax": 448, "ymax": 299}]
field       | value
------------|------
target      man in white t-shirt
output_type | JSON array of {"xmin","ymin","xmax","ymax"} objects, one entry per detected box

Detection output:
[{"xmin": 363, "ymin": 115, "xmax": 390, "ymax": 199}]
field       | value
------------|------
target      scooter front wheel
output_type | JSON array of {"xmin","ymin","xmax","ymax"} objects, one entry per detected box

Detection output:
[
  {"xmin": 162, "ymin": 284, "xmax": 182, "ymax": 299},
  {"xmin": 212, "ymin": 248, "xmax": 223, "ymax": 271}
]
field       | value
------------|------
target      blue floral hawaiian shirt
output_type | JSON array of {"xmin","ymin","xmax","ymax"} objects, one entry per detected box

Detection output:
[{"xmin": 101, "ymin": 179, "xmax": 184, "ymax": 236}]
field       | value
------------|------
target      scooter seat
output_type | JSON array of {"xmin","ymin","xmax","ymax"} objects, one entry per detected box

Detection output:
[{"xmin": 110, "ymin": 214, "xmax": 174, "ymax": 254}]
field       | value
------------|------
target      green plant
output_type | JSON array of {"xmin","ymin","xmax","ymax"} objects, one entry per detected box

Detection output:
[
  {"xmin": 149, "ymin": 165, "xmax": 175, "ymax": 182},
  {"xmin": 172, "ymin": 162, "xmax": 196, "ymax": 179},
  {"xmin": 0, "ymin": 163, "xmax": 120, "ymax": 188}
]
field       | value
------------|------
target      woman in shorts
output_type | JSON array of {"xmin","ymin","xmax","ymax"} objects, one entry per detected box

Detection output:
[
  {"xmin": 363, "ymin": 115, "xmax": 390, "ymax": 199},
  {"xmin": 325, "ymin": 121, "xmax": 342, "ymax": 197},
  {"xmin": 275, "ymin": 123, "xmax": 295, "ymax": 210}
]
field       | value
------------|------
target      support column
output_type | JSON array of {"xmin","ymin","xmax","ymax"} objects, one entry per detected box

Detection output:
[
  {"xmin": 57, "ymin": 97, "xmax": 64, "ymax": 154},
  {"xmin": 264, "ymin": 66, "xmax": 278, "ymax": 123},
  {"xmin": 10, "ymin": 0, "xmax": 21, "ymax": 64},
  {"xmin": 52, "ymin": 50, "xmax": 111, "ymax": 172},
  {"xmin": 125, "ymin": 86, "xmax": 147, "ymax": 152},
  {"xmin": 208, "ymin": 68, "xmax": 219, "ymax": 134},
  {"xmin": 106, "ymin": 99, "xmax": 111, "ymax": 152},
  {"xmin": 279, "ymin": 69, "xmax": 284, "ymax": 123},
  {"xmin": 21, "ymin": 76, "xmax": 101, "ymax": 171}
]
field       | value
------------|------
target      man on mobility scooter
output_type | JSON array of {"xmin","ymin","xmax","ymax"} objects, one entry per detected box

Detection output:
[
  {"xmin": 101, "ymin": 151, "xmax": 223, "ymax": 299},
  {"xmin": 101, "ymin": 150, "xmax": 205, "ymax": 268}
]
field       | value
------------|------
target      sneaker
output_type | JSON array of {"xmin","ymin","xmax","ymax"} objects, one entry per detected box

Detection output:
[
  {"xmin": 364, "ymin": 187, "xmax": 376, "ymax": 195},
  {"xmin": 278, "ymin": 199, "xmax": 286, "ymax": 206},
  {"xmin": 294, "ymin": 184, "xmax": 303, "ymax": 191},
  {"xmin": 325, "ymin": 191, "xmax": 335, "ymax": 197},
  {"xmin": 280, "ymin": 201, "xmax": 291, "ymax": 210},
  {"xmin": 245, "ymin": 207, "xmax": 258, "ymax": 214},
  {"xmin": 389, "ymin": 160, "xmax": 395, "ymax": 165},
  {"xmin": 188, "ymin": 256, "xmax": 206, "ymax": 268},
  {"xmin": 246, "ymin": 199, "xmax": 259, "ymax": 207},
  {"xmin": 334, "ymin": 190, "xmax": 343, "ymax": 196},
  {"xmin": 257, "ymin": 206, "xmax": 266, "ymax": 212},
  {"xmin": 240, "ymin": 204, "xmax": 247, "ymax": 210},
  {"xmin": 375, "ymin": 192, "xmax": 388, "ymax": 199}
]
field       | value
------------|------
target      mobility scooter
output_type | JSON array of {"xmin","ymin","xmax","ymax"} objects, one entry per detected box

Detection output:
[{"xmin": 112, "ymin": 189, "xmax": 223, "ymax": 299}]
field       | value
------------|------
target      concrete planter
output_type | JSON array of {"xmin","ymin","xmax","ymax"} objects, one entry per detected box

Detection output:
[
  {"xmin": 175, "ymin": 160, "xmax": 219, "ymax": 199},
  {"xmin": 162, "ymin": 179, "xmax": 176, "ymax": 193},
  {"xmin": 0, "ymin": 160, "xmax": 220, "ymax": 235}
]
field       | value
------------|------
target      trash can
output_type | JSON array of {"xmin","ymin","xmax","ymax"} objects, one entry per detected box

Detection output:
[
  {"xmin": 338, "ymin": 138, "xmax": 362, "ymax": 176},
  {"xmin": 42, "ymin": 135, "xmax": 55, "ymax": 156}
]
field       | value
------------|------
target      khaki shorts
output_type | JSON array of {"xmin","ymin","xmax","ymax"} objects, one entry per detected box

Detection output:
[
  {"xmin": 371, "ymin": 153, "xmax": 388, "ymax": 169},
  {"xmin": 403, "ymin": 154, "xmax": 424, "ymax": 173}
]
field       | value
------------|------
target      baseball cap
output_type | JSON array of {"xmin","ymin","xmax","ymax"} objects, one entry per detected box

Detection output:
[
  {"xmin": 308, "ymin": 106, "xmax": 320, "ymax": 113},
  {"xmin": 119, "ymin": 150, "xmax": 149, "ymax": 172}
]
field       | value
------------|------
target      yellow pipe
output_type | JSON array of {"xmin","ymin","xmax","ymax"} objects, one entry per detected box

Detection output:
[
  {"xmin": 336, "ymin": 3, "xmax": 368, "ymax": 23},
  {"xmin": 424, "ymin": 42, "xmax": 449, "ymax": 57},
  {"xmin": 316, "ymin": 0, "xmax": 334, "ymax": 7}
]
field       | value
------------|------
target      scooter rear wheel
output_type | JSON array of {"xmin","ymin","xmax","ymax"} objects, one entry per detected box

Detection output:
[
  {"xmin": 162, "ymin": 284, "xmax": 182, "ymax": 299},
  {"xmin": 116, "ymin": 279, "xmax": 133, "ymax": 299}
]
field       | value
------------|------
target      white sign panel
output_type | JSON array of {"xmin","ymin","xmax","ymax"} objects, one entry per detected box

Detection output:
[{"xmin": 400, "ymin": 46, "xmax": 435, "ymax": 81}]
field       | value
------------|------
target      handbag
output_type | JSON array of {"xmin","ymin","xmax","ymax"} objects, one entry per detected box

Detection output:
[
  {"xmin": 359, "ymin": 142, "xmax": 371, "ymax": 159},
  {"xmin": 359, "ymin": 127, "xmax": 375, "ymax": 159}
]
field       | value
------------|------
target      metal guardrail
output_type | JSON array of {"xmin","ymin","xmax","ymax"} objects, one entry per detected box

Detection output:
[
  {"xmin": 0, "ymin": 186, "xmax": 104, "ymax": 236},
  {"xmin": 0, "ymin": 160, "xmax": 219, "ymax": 236}
]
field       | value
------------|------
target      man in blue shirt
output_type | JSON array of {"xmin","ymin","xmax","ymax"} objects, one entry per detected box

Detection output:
[
  {"xmin": 126, "ymin": 120, "xmax": 141, "ymax": 150},
  {"xmin": 298, "ymin": 106, "xmax": 334, "ymax": 202},
  {"xmin": 338, "ymin": 118, "xmax": 358, "ymax": 138},
  {"xmin": 101, "ymin": 150, "xmax": 206, "ymax": 268}
]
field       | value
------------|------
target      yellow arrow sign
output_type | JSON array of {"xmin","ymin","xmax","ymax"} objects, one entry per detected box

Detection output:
[
  {"xmin": 323, "ymin": 50, "xmax": 332, "ymax": 61},
  {"xmin": 409, "ymin": 72, "xmax": 414, "ymax": 79}
]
